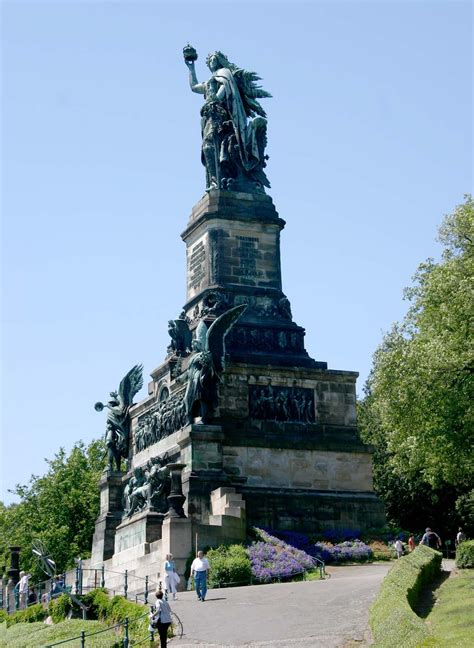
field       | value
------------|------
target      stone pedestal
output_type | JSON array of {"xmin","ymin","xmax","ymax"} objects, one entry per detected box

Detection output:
[
  {"xmin": 114, "ymin": 510, "xmax": 165, "ymax": 553},
  {"xmin": 181, "ymin": 191, "xmax": 318, "ymax": 368},
  {"xmin": 91, "ymin": 471, "xmax": 124, "ymax": 563},
  {"xmin": 161, "ymin": 516, "xmax": 193, "ymax": 590},
  {"xmin": 7, "ymin": 546, "xmax": 20, "ymax": 586},
  {"xmin": 89, "ymin": 187, "xmax": 385, "ymax": 566}
]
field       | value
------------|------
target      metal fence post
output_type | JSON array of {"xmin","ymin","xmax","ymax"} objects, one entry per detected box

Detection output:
[
  {"xmin": 101, "ymin": 565, "xmax": 105, "ymax": 588},
  {"xmin": 75, "ymin": 566, "xmax": 80, "ymax": 594},
  {"xmin": 123, "ymin": 617, "xmax": 129, "ymax": 648},
  {"xmin": 80, "ymin": 630, "xmax": 86, "ymax": 648},
  {"xmin": 144, "ymin": 575, "xmax": 149, "ymax": 604},
  {"xmin": 124, "ymin": 570, "xmax": 128, "ymax": 599}
]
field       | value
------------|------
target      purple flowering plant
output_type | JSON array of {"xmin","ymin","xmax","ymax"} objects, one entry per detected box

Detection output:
[
  {"xmin": 247, "ymin": 528, "xmax": 315, "ymax": 583},
  {"xmin": 313, "ymin": 539, "xmax": 373, "ymax": 564},
  {"xmin": 261, "ymin": 527, "xmax": 374, "ymax": 564}
]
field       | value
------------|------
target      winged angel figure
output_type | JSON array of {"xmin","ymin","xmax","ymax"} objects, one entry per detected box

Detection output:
[
  {"xmin": 184, "ymin": 47, "xmax": 272, "ymax": 192},
  {"xmin": 95, "ymin": 364, "xmax": 144, "ymax": 471},
  {"xmin": 185, "ymin": 304, "xmax": 246, "ymax": 424}
]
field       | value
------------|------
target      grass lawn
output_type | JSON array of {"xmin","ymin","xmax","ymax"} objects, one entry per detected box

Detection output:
[
  {"xmin": 420, "ymin": 569, "xmax": 474, "ymax": 647},
  {"xmin": 0, "ymin": 619, "xmax": 119, "ymax": 648}
]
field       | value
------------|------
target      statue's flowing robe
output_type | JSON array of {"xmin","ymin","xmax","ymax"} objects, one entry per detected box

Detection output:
[{"xmin": 214, "ymin": 68, "xmax": 262, "ymax": 172}]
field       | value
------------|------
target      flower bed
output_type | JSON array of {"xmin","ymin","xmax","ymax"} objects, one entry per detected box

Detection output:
[
  {"xmin": 266, "ymin": 528, "xmax": 376, "ymax": 564},
  {"xmin": 314, "ymin": 539, "xmax": 373, "ymax": 564},
  {"xmin": 247, "ymin": 529, "xmax": 315, "ymax": 583}
]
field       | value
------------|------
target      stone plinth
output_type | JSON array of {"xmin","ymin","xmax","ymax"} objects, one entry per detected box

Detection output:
[
  {"xmin": 114, "ymin": 510, "xmax": 165, "ymax": 554},
  {"xmin": 161, "ymin": 516, "xmax": 193, "ymax": 589},
  {"xmin": 180, "ymin": 190, "xmax": 317, "ymax": 368},
  {"xmin": 91, "ymin": 471, "xmax": 125, "ymax": 563},
  {"xmin": 90, "ymin": 186, "xmax": 385, "ymax": 567}
]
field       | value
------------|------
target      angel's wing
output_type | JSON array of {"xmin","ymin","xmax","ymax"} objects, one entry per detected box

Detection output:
[
  {"xmin": 206, "ymin": 304, "xmax": 247, "ymax": 374},
  {"xmin": 233, "ymin": 69, "xmax": 272, "ymax": 118},
  {"xmin": 195, "ymin": 320, "xmax": 208, "ymax": 351},
  {"xmin": 119, "ymin": 364, "xmax": 144, "ymax": 407},
  {"xmin": 174, "ymin": 318, "xmax": 192, "ymax": 351}
]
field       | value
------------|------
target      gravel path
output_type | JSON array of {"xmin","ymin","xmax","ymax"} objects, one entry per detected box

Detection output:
[{"xmin": 167, "ymin": 563, "xmax": 391, "ymax": 647}]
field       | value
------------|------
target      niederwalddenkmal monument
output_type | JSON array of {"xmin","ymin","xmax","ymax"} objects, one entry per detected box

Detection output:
[{"xmin": 89, "ymin": 46, "xmax": 385, "ymax": 590}]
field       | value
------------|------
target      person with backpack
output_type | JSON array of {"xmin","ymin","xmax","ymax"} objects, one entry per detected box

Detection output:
[
  {"xmin": 420, "ymin": 527, "xmax": 442, "ymax": 549},
  {"xmin": 149, "ymin": 590, "xmax": 172, "ymax": 648}
]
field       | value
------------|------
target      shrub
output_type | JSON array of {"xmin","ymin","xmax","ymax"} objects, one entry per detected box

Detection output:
[
  {"xmin": 369, "ymin": 545, "xmax": 442, "ymax": 647},
  {"xmin": 48, "ymin": 593, "xmax": 73, "ymax": 623},
  {"xmin": 248, "ymin": 529, "xmax": 314, "ymax": 582},
  {"xmin": 456, "ymin": 539, "xmax": 474, "ymax": 568},
  {"xmin": 81, "ymin": 588, "xmax": 112, "ymax": 619},
  {"xmin": 4, "ymin": 603, "xmax": 47, "ymax": 627},
  {"xmin": 207, "ymin": 545, "xmax": 252, "ymax": 588},
  {"xmin": 369, "ymin": 541, "xmax": 396, "ymax": 561}
]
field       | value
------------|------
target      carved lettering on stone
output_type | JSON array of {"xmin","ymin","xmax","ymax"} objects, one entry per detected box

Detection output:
[
  {"xmin": 236, "ymin": 235, "xmax": 262, "ymax": 278},
  {"xmin": 188, "ymin": 239, "xmax": 207, "ymax": 291}
]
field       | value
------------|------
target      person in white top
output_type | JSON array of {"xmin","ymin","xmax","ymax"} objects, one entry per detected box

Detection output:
[
  {"xmin": 149, "ymin": 590, "xmax": 172, "ymax": 648},
  {"xmin": 190, "ymin": 550, "xmax": 210, "ymax": 602},
  {"xmin": 162, "ymin": 553, "xmax": 180, "ymax": 600},
  {"xmin": 456, "ymin": 527, "xmax": 466, "ymax": 547},
  {"xmin": 394, "ymin": 539, "xmax": 404, "ymax": 559},
  {"xmin": 18, "ymin": 571, "xmax": 30, "ymax": 609}
]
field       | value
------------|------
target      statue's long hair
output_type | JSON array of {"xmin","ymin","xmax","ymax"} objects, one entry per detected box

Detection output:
[{"xmin": 206, "ymin": 51, "xmax": 237, "ymax": 72}]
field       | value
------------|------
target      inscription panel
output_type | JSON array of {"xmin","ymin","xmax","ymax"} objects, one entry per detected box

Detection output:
[
  {"xmin": 187, "ymin": 234, "xmax": 208, "ymax": 297},
  {"xmin": 236, "ymin": 235, "xmax": 262, "ymax": 278}
]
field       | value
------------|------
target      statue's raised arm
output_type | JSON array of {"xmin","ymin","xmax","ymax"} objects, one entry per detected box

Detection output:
[{"xmin": 183, "ymin": 45, "xmax": 271, "ymax": 193}]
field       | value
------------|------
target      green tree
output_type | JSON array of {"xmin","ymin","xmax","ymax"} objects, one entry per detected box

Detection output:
[
  {"xmin": 359, "ymin": 196, "xmax": 474, "ymax": 537},
  {"xmin": 0, "ymin": 439, "xmax": 105, "ymax": 581}
]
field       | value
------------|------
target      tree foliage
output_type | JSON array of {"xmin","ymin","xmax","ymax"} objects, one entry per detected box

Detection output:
[
  {"xmin": 0, "ymin": 440, "xmax": 105, "ymax": 581},
  {"xmin": 359, "ymin": 196, "xmax": 474, "ymax": 536}
]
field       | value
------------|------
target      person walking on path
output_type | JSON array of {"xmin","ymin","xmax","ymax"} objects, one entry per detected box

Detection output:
[
  {"xmin": 408, "ymin": 534, "xmax": 416, "ymax": 552},
  {"xmin": 420, "ymin": 527, "xmax": 442, "ymax": 549},
  {"xmin": 455, "ymin": 527, "xmax": 466, "ymax": 547},
  {"xmin": 149, "ymin": 590, "xmax": 172, "ymax": 648},
  {"xmin": 394, "ymin": 539, "xmax": 404, "ymax": 559},
  {"xmin": 191, "ymin": 550, "xmax": 210, "ymax": 602},
  {"xmin": 163, "ymin": 553, "xmax": 180, "ymax": 600}
]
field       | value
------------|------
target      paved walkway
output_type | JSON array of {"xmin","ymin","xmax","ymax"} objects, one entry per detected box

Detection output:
[{"xmin": 168, "ymin": 564, "xmax": 391, "ymax": 647}]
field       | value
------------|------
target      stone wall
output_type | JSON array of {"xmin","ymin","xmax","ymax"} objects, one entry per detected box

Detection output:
[{"xmin": 222, "ymin": 447, "xmax": 373, "ymax": 491}]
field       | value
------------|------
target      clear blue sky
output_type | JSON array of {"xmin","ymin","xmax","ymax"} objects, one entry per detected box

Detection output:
[{"xmin": 1, "ymin": 1, "xmax": 472, "ymax": 504}]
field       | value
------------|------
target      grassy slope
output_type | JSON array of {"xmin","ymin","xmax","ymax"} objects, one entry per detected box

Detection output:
[
  {"xmin": 420, "ymin": 570, "xmax": 474, "ymax": 647},
  {"xmin": 0, "ymin": 619, "xmax": 117, "ymax": 648}
]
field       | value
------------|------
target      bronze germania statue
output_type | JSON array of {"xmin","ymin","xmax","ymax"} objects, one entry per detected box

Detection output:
[{"xmin": 183, "ymin": 45, "xmax": 271, "ymax": 193}]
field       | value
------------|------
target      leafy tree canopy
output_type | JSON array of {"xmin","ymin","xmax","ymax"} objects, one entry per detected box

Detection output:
[
  {"xmin": 359, "ymin": 195, "xmax": 473, "ymax": 535},
  {"xmin": 0, "ymin": 439, "xmax": 105, "ymax": 581}
]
